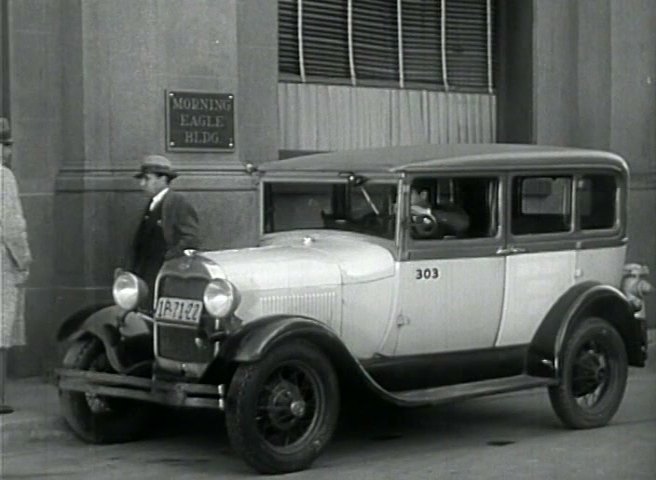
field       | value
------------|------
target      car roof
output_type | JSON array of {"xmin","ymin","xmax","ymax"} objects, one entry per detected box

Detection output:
[{"xmin": 259, "ymin": 144, "xmax": 628, "ymax": 175}]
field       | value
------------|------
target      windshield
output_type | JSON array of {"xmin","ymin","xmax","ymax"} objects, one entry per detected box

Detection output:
[{"xmin": 264, "ymin": 181, "xmax": 398, "ymax": 240}]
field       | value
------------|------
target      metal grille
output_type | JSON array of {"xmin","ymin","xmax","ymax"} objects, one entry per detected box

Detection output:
[{"xmin": 157, "ymin": 323, "xmax": 214, "ymax": 364}]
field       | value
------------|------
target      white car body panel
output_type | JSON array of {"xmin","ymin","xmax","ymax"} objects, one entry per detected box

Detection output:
[
  {"xmin": 199, "ymin": 232, "xmax": 396, "ymax": 348},
  {"xmin": 576, "ymin": 246, "xmax": 626, "ymax": 287},
  {"xmin": 393, "ymin": 256, "xmax": 505, "ymax": 355},
  {"xmin": 260, "ymin": 231, "xmax": 396, "ymax": 283},
  {"xmin": 341, "ymin": 277, "xmax": 396, "ymax": 357},
  {"xmin": 496, "ymin": 251, "xmax": 576, "ymax": 346}
]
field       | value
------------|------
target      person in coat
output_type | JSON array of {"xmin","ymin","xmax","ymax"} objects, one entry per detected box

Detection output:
[
  {"xmin": 0, "ymin": 118, "xmax": 32, "ymax": 414},
  {"xmin": 127, "ymin": 155, "xmax": 201, "ymax": 302}
]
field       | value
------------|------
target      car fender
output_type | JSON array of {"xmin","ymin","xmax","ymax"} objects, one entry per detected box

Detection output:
[
  {"xmin": 201, "ymin": 315, "xmax": 398, "ymax": 402},
  {"xmin": 56, "ymin": 303, "xmax": 113, "ymax": 342},
  {"xmin": 527, "ymin": 281, "xmax": 643, "ymax": 378},
  {"xmin": 58, "ymin": 305, "xmax": 153, "ymax": 374},
  {"xmin": 218, "ymin": 315, "xmax": 349, "ymax": 363}
]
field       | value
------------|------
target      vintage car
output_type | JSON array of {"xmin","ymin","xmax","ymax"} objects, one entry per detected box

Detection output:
[{"xmin": 57, "ymin": 144, "xmax": 651, "ymax": 474}]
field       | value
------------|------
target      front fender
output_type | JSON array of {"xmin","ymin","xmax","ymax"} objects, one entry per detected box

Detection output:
[
  {"xmin": 220, "ymin": 315, "xmax": 344, "ymax": 363},
  {"xmin": 60, "ymin": 305, "xmax": 154, "ymax": 374},
  {"xmin": 56, "ymin": 303, "xmax": 113, "ymax": 342},
  {"xmin": 200, "ymin": 316, "xmax": 372, "ymax": 389},
  {"xmin": 527, "ymin": 281, "xmax": 644, "ymax": 378},
  {"xmin": 200, "ymin": 315, "xmax": 428, "ymax": 405}
]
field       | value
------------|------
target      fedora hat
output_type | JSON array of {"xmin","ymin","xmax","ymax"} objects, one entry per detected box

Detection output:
[
  {"xmin": 134, "ymin": 154, "xmax": 178, "ymax": 179},
  {"xmin": 0, "ymin": 117, "xmax": 13, "ymax": 145}
]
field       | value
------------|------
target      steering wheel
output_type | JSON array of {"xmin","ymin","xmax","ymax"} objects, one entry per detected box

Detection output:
[{"xmin": 411, "ymin": 214, "xmax": 442, "ymax": 239}]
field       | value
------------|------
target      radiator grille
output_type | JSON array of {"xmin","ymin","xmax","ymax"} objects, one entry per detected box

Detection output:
[{"xmin": 157, "ymin": 323, "xmax": 215, "ymax": 364}]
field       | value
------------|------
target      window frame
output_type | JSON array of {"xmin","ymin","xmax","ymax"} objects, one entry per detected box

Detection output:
[
  {"xmin": 260, "ymin": 177, "xmax": 403, "ymax": 246},
  {"xmin": 575, "ymin": 173, "xmax": 621, "ymax": 234},
  {"xmin": 402, "ymin": 173, "xmax": 505, "ymax": 261},
  {"xmin": 510, "ymin": 174, "xmax": 575, "ymax": 237},
  {"xmin": 506, "ymin": 168, "xmax": 626, "ymax": 252}
]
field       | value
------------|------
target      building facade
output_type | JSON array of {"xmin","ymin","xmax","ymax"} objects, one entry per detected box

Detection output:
[{"xmin": 1, "ymin": 0, "xmax": 654, "ymax": 376}]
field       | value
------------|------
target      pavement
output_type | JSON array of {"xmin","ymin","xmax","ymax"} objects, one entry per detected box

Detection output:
[
  {"xmin": 0, "ymin": 376, "xmax": 72, "ymax": 448},
  {"xmin": 1, "ymin": 329, "xmax": 655, "ymax": 451}
]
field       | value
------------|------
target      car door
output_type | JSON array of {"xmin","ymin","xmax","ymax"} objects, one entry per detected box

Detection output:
[
  {"xmin": 495, "ymin": 173, "xmax": 577, "ymax": 347},
  {"xmin": 390, "ymin": 175, "xmax": 505, "ymax": 356}
]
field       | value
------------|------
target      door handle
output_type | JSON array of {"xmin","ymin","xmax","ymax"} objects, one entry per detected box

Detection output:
[{"xmin": 496, "ymin": 246, "xmax": 527, "ymax": 255}]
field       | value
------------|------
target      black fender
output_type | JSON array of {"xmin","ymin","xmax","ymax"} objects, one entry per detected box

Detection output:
[
  {"xmin": 527, "ymin": 281, "xmax": 645, "ymax": 378},
  {"xmin": 56, "ymin": 303, "xmax": 113, "ymax": 342},
  {"xmin": 58, "ymin": 305, "xmax": 154, "ymax": 374},
  {"xmin": 200, "ymin": 315, "xmax": 395, "ymax": 401}
]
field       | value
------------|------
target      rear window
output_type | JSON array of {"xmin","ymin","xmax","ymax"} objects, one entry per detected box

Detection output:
[
  {"xmin": 511, "ymin": 176, "xmax": 572, "ymax": 235},
  {"xmin": 577, "ymin": 174, "xmax": 617, "ymax": 230}
]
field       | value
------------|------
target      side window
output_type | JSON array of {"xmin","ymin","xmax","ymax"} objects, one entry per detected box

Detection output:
[
  {"xmin": 577, "ymin": 175, "xmax": 617, "ymax": 230},
  {"xmin": 409, "ymin": 177, "xmax": 499, "ymax": 240},
  {"xmin": 512, "ymin": 176, "xmax": 572, "ymax": 235}
]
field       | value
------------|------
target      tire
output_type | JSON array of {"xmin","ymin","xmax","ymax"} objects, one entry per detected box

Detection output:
[
  {"xmin": 59, "ymin": 337, "xmax": 153, "ymax": 443},
  {"xmin": 225, "ymin": 340, "xmax": 340, "ymax": 474},
  {"xmin": 548, "ymin": 317, "xmax": 628, "ymax": 429}
]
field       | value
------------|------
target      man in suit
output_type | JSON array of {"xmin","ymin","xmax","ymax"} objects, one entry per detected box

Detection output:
[{"xmin": 128, "ymin": 155, "xmax": 201, "ymax": 300}]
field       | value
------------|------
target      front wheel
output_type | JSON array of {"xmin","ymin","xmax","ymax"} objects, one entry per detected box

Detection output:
[
  {"xmin": 225, "ymin": 340, "xmax": 340, "ymax": 474},
  {"xmin": 548, "ymin": 317, "xmax": 628, "ymax": 429},
  {"xmin": 59, "ymin": 337, "xmax": 153, "ymax": 443}
]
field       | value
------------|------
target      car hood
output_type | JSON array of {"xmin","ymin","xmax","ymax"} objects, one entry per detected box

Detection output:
[{"xmin": 198, "ymin": 230, "xmax": 396, "ymax": 289}]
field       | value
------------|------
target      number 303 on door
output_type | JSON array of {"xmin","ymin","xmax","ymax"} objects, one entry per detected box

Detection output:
[{"xmin": 416, "ymin": 267, "xmax": 439, "ymax": 280}]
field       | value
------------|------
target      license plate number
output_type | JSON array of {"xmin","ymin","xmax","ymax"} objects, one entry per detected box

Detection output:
[{"xmin": 155, "ymin": 297, "xmax": 203, "ymax": 323}]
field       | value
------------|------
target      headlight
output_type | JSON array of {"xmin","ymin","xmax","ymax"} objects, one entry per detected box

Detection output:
[
  {"xmin": 112, "ymin": 271, "xmax": 148, "ymax": 311},
  {"xmin": 203, "ymin": 279, "xmax": 240, "ymax": 318}
]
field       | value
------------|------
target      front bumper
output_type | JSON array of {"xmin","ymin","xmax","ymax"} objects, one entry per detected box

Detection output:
[{"xmin": 57, "ymin": 368, "xmax": 225, "ymax": 410}]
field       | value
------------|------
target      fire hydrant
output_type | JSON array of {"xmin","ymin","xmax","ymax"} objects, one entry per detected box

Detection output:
[{"xmin": 621, "ymin": 263, "xmax": 653, "ymax": 319}]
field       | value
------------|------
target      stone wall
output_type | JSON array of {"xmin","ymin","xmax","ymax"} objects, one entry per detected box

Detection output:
[{"xmin": 7, "ymin": 0, "xmax": 278, "ymax": 375}]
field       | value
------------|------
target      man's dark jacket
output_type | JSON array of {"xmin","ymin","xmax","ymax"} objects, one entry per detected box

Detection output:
[{"xmin": 128, "ymin": 190, "xmax": 201, "ymax": 294}]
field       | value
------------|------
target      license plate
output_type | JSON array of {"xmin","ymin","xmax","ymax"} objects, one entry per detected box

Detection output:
[{"xmin": 155, "ymin": 297, "xmax": 203, "ymax": 323}]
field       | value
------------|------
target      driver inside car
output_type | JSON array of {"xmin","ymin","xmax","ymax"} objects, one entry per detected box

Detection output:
[{"xmin": 410, "ymin": 186, "xmax": 470, "ymax": 239}]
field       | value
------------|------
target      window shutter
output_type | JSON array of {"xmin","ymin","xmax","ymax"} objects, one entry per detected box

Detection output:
[
  {"xmin": 352, "ymin": 0, "xmax": 399, "ymax": 82},
  {"xmin": 278, "ymin": 0, "xmax": 495, "ymax": 92},
  {"xmin": 303, "ymin": 0, "xmax": 350, "ymax": 79},
  {"xmin": 445, "ymin": 0, "xmax": 490, "ymax": 89},
  {"xmin": 279, "ymin": 0, "xmax": 300, "ymax": 76},
  {"xmin": 401, "ymin": 0, "xmax": 444, "ymax": 88}
]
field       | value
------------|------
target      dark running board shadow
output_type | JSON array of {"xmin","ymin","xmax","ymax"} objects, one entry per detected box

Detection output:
[{"xmin": 379, "ymin": 375, "xmax": 557, "ymax": 407}]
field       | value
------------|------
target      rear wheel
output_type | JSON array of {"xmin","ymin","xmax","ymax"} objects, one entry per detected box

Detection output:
[
  {"xmin": 59, "ymin": 337, "xmax": 153, "ymax": 443},
  {"xmin": 548, "ymin": 317, "xmax": 628, "ymax": 429},
  {"xmin": 225, "ymin": 340, "xmax": 339, "ymax": 474}
]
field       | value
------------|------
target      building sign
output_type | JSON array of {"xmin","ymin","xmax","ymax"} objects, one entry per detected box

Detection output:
[{"xmin": 166, "ymin": 90, "xmax": 234, "ymax": 151}]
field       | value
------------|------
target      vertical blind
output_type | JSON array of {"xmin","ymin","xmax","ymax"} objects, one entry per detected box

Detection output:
[{"xmin": 279, "ymin": 0, "xmax": 495, "ymax": 92}]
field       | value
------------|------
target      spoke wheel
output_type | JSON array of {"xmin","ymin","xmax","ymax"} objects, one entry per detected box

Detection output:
[
  {"xmin": 226, "ymin": 340, "xmax": 339, "ymax": 474},
  {"xmin": 548, "ymin": 317, "xmax": 628, "ymax": 429},
  {"xmin": 59, "ymin": 337, "xmax": 152, "ymax": 443},
  {"xmin": 256, "ymin": 362, "xmax": 323, "ymax": 450}
]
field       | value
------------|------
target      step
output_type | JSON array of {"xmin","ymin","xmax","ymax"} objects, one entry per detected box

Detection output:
[{"xmin": 387, "ymin": 374, "xmax": 556, "ymax": 407}]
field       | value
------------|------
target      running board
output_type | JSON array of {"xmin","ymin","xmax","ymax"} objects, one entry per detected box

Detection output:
[{"xmin": 380, "ymin": 375, "xmax": 557, "ymax": 407}]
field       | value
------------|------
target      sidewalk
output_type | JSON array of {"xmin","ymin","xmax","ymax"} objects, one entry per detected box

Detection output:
[
  {"xmin": 0, "ymin": 377, "xmax": 71, "ymax": 449},
  {"xmin": 1, "ymin": 330, "xmax": 655, "ymax": 450}
]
